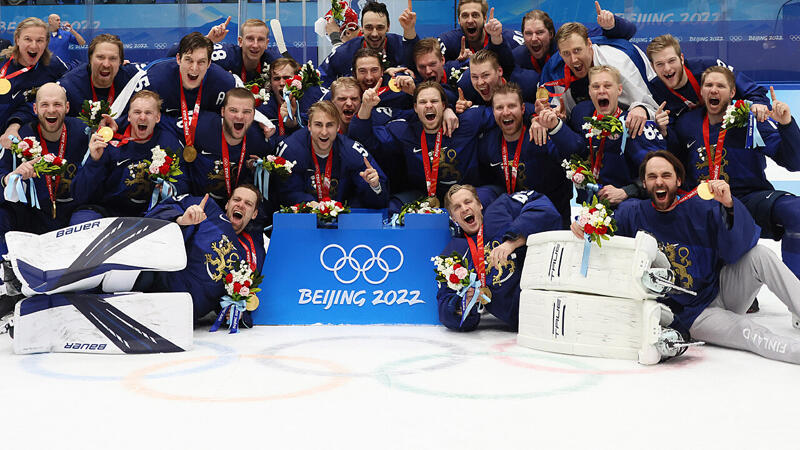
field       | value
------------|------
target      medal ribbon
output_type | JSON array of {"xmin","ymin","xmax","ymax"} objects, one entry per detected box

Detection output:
[
  {"xmin": 310, "ymin": 142, "xmax": 334, "ymax": 200},
  {"xmin": 420, "ymin": 129, "xmax": 443, "ymax": 197},
  {"xmin": 276, "ymin": 101, "xmax": 286, "ymax": 136},
  {"xmin": 501, "ymin": 127, "xmax": 525, "ymax": 193},
  {"xmin": 541, "ymin": 64, "xmax": 576, "ymax": 98},
  {"xmin": 465, "ymin": 226, "xmax": 486, "ymax": 287},
  {"xmin": 90, "ymin": 80, "xmax": 115, "ymax": 103},
  {"xmin": 653, "ymin": 188, "xmax": 700, "ymax": 212},
  {"xmin": 178, "ymin": 73, "xmax": 204, "ymax": 147},
  {"xmin": 110, "ymin": 125, "xmax": 152, "ymax": 147},
  {"xmin": 529, "ymin": 53, "xmax": 550, "ymax": 73},
  {"xmin": 37, "ymin": 124, "xmax": 67, "ymax": 209},
  {"xmin": 586, "ymin": 108, "xmax": 621, "ymax": 179},
  {"xmin": 238, "ymin": 232, "xmax": 258, "ymax": 272},
  {"xmin": 0, "ymin": 57, "xmax": 33, "ymax": 82},
  {"xmin": 221, "ymin": 133, "xmax": 247, "ymax": 196},
  {"xmin": 666, "ymin": 65, "xmax": 702, "ymax": 109},
  {"xmin": 468, "ymin": 33, "xmax": 490, "ymax": 53},
  {"xmin": 702, "ymin": 114, "xmax": 726, "ymax": 180}
]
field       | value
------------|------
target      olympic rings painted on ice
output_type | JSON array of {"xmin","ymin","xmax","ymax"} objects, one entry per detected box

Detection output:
[
  {"xmin": 123, "ymin": 354, "xmax": 349, "ymax": 402},
  {"xmin": 319, "ymin": 243, "xmax": 403, "ymax": 284}
]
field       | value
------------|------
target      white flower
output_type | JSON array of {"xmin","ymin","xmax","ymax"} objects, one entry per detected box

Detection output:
[
  {"xmin": 581, "ymin": 123, "xmax": 592, "ymax": 131},
  {"xmin": 239, "ymin": 286, "xmax": 250, "ymax": 297},
  {"xmin": 43, "ymin": 153, "xmax": 55, "ymax": 163},
  {"xmin": 454, "ymin": 266, "xmax": 468, "ymax": 279}
]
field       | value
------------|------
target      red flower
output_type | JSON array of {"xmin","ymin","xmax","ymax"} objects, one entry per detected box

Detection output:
[
  {"xmin": 584, "ymin": 223, "xmax": 596, "ymax": 234},
  {"xmin": 597, "ymin": 225, "xmax": 607, "ymax": 234},
  {"xmin": 159, "ymin": 163, "xmax": 169, "ymax": 175},
  {"xmin": 233, "ymin": 282, "xmax": 242, "ymax": 293},
  {"xmin": 244, "ymin": 280, "xmax": 251, "ymax": 287},
  {"xmin": 250, "ymin": 85, "xmax": 260, "ymax": 94},
  {"xmin": 225, "ymin": 273, "xmax": 233, "ymax": 283},
  {"xmin": 575, "ymin": 167, "xmax": 583, "ymax": 174},
  {"xmin": 335, "ymin": 201, "xmax": 343, "ymax": 208},
  {"xmin": 453, "ymin": 263, "xmax": 462, "ymax": 270},
  {"xmin": 255, "ymin": 99, "xmax": 263, "ymax": 107},
  {"xmin": 735, "ymin": 99, "xmax": 744, "ymax": 108},
  {"xmin": 22, "ymin": 150, "xmax": 32, "ymax": 158},
  {"xmin": 322, "ymin": 197, "xmax": 331, "ymax": 202},
  {"xmin": 52, "ymin": 156, "xmax": 63, "ymax": 165},
  {"xmin": 589, "ymin": 207, "xmax": 597, "ymax": 214},
  {"xmin": 319, "ymin": 205, "xmax": 330, "ymax": 214},
  {"xmin": 449, "ymin": 273, "xmax": 460, "ymax": 284},
  {"xmin": 275, "ymin": 156, "xmax": 286, "ymax": 164},
  {"xmin": 164, "ymin": 156, "xmax": 173, "ymax": 165},
  {"xmin": 22, "ymin": 138, "xmax": 34, "ymax": 148}
]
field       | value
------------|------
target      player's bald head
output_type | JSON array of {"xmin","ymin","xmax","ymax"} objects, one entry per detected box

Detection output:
[{"xmin": 36, "ymin": 82, "xmax": 68, "ymax": 104}]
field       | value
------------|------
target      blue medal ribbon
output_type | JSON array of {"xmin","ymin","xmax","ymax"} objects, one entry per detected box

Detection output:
[
  {"xmin": 283, "ymin": 90, "xmax": 302, "ymax": 127},
  {"xmin": 148, "ymin": 179, "xmax": 176, "ymax": 210},
  {"xmin": 619, "ymin": 121, "xmax": 628, "ymax": 155},
  {"xmin": 457, "ymin": 272, "xmax": 491, "ymax": 326},
  {"xmin": 580, "ymin": 234, "xmax": 592, "ymax": 277},
  {"xmin": 583, "ymin": 182, "xmax": 602, "ymax": 197},
  {"xmin": 253, "ymin": 159, "xmax": 271, "ymax": 200},
  {"xmin": 4, "ymin": 173, "xmax": 27, "ymax": 204},
  {"xmin": 210, "ymin": 296, "xmax": 247, "ymax": 333},
  {"xmin": 746, "ymin": 106, "xmax": 755, "ymax": 149},
  {"xmin": 388, "ymin": 213, "xmax": 400, "ymax": 227}
]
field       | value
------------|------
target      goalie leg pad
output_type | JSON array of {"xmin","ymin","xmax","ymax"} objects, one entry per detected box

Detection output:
[{"xmin": 13, "ymin": 292, "xmax": 193, "ymax": 354}]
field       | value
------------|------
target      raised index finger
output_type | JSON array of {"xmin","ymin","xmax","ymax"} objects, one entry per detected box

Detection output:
[
  {"xmin": 595, "ymin": 1, "xmax": 602, "ymax": 15},
  {"xmin": 363, "ymin": 156, "xmax": 373, "ymax": 169},
  {"xmin": 222, "ymin": 16, "xmax": 232, "ymax": 29},
  {"xmin": 770, "ymin": 86, "xmax": 777, "ymax": 103},
  {"xmin": 656, "ymin": 101, "xmax": 666, "ymax": 115},
  {"xmin": 458, "ymin": 87, "xmax": 465, "ymax": 101},
  {"xmin": 407, "ymin": 0, "xmax": 412, "ymax": 11},
  {"xmin": 489, "ymin": 7, "xmax": 494, "ymax": 20},
  {"xmin": 199, "ymin": 193, "xmax": 209, "ymax": 210}
]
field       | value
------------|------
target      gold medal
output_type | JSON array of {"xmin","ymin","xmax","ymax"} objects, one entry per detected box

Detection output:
[
  {"xmin": 388, "ymin": 78, "xmax": 401, "ymax": 93},
  {"xmin": 0, "ymin": 78, "xmax": 11, "ymax": 95},
  {"xmin": 696, "ymin": 182, "xmax": 714, "ymax": 200},
  {"xmin": 183, "ymin": 145, "xmax": 197, "ymax": 163},
  {"xmin": 245, "ymin": 294, "xmax": 260, "ymax": 311},
  {"xmin": 98, "ymin": 126, "xmax": 114, "ymax": 142},
  {"xmin": 479, "ymin": 286, "xmax": 492, "ymax": 304},
  {"xmin": 536, "ymin": 86, "xmax": 550, "ymax": 100},
  {"xmin": 52, "ymin": 200, "xmax": 57, "ymax": 220},
  {"xmin": 426, "ymin": 197, "xmax": 440, "ymax": 208}
]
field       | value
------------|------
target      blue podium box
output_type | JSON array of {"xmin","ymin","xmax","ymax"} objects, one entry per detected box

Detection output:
[{"xmin": 252, "ymin": 212, "xmax": 452, "ymax": 325}]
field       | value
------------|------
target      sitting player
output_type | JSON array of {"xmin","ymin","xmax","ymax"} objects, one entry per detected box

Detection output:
[{"xmin": 436, "ymin": 184, "xmax": 562, "ymax": 331}]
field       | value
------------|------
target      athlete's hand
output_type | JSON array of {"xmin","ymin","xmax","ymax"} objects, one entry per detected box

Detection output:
[
  {"xmin": 207, "ymin": 16, "xmax": 231, "ymax": 43},
  {"xmin": 280, "ymin": 96, "xmax": 299, "ymax": 128},
  {"xmin": 442, "ymin": 108, "xmax": 460, "ymax": 137},
  {"xmin": 259, "ymin": 122, "xmax": 276, "ymax": 139},
  {"xmin": 750, "ymin": 103, "xmax": 769, "ymax": 123},
  {"xmin": 6, "ymin": 156, "xmax": 41, "ymax": 183},
  {"xmin": 99, "ymin": 114, "xmax": 118, "ymax": 132},
  {"xmin": 455, "ymin": 88, "xmax": 473, "ymax": 114},
  {"xmin": 707, "ymin": 179, "xmax": 733, "ymax": 208},
  {"xmin": 625, "ymin": 105, "xmax": 648, "ymax": 137},
  {"xmin": 769, "ymin": 86, "xmax": 793, "ymax": 125},
  {"xmin": 398, "ymin": 0, "xmax": 417, "ymax": 39},
  {"xmin": 359, "ymin": 157, "xmax": 380, "ymax": 188},
  {"xmin": 489, "ymin": 240, "xmax": 515, "ymax": 270},
  {"xmin": 177, "ymin": 193, "xmax": 209, "ymax": 226},
  {"xmin": 485, "ymin": 8, "xmax": 503, "ymax": 45},
  {"xmin": 88, "ymin": 132, "xmax": 109, "ymax": 161},
  {"xmin": 0, "ymin": 123, "xmax": 21, "ymax": 149},
  {"xmin": 384, "ymin": 66, "xmax": 414, "ymax": 77},
  {"xmin": 654, "ymin": 101, "xmax": 670, "ymax": 137},
  {"xmin": 596, "ymin": 1, "xmax": 616, "ymax": 30},
  {"xmin": 570, "ymin": 220, "xmax": 585, "ymax": 240},
  {"xmin": 457, "ymin": 36, "xmax": 473, "ymax": 62},
  {"xmin": 598, "ymin": 185, "xmax": 627, "ymax": 206},
  {"xmin": 395, "ymin": 74, "xmax": 416, "ymax": 95},
  {"xmin": 528, "ymin": 117, "xmax": 549, "ymax": 146},
  {"xmin": 538, "ymin": 107, "xmax": 560, "ymax": 131}
]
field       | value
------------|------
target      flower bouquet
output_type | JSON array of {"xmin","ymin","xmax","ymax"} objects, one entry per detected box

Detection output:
[
  {"xmin": 396, "ymin": 196, "xmax": 445, "ymax": 225},
  {"xmin": 259, "ymin": 155, "xmax": 295, "ymax": 178},
  {"xmin": 280, "ymin": 202, "xmax": 315, "ymax": 214},
  {"xmin": 284, "ymin": 61, "xmax": 323, "ymax": 100},
  {"xmin": 329, "ymin": 0, "xmax": 347, "ymax": 22},
  {"xmin": 35, "ymin": 152, "xmax": 67, "ymax": 176},
  {"xmin": 144, "ymin": 145, "xmax": 182, "ymax": 208},
  {"xmin": 211, "ymin": 259, "xmax": 264, "ymax": 333},
  {"xmin": 246, "ymin": 82, "xmax": 271, "ymax": 107},
  {"xmin": 8, "ymin": 135, "xmax": 42, "ymax": 163},
  {"xmin": 78, "ymin": 99, "xmax": 114, "ymax": 132},
  {"xmin": 577, "ymin": 196, "xmax": 616, "ymax": 247},
  {"xmin": 562, "ymin": 155, "xmax": 599, "ymax": 191},
  {"xmin": 448, "ymin": 67, "xmax": 464, "ymax": 89},
  {"xmin": 279, "ymin": 197, "xmax": 350, "ymax": 223},
  {"xmin": 432, "ymin": 251, "xmax": 491, "ymax": 325},
  {"xmin": 721, "ymin": 99, "xmax": 751, "ymax": 130},
  {"xmin": 582, "ymin": 113, "xmax": 623, "ymax": 140}
]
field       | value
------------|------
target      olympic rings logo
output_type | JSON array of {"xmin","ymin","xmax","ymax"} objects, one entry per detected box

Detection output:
[{"xmin": 320, "ymin": 244, "xmax": 403, "ymax": 284}]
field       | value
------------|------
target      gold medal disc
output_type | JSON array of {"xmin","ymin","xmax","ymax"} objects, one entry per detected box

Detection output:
[
  {"xmin": 536, "ymin": 86, "xmax": 550, "ymax": 100},
  {"xmin": 0, "ymin": 78, "xmax": 11, "ymax": 95},
  {"xmin": 696, "ymin": 182, "xmax": 714, "ymax": 200},
  {"xmin": 426, "ymin": 197, "xmax": 440, "ymax": 208},
  {"xmin": 98, "ymin": 127, "xmax": 114, "ymax": 142},
  {"xmin": 245, "ymin": 294, "xmax": 260, "ymax": 311},
  {"xmin": 183, "ymin": 145, "xmax": 197, "ymax": 163},
  {"xmin": 479, "ymin": 286, "xmax": 492, "ymax": 304},
  {"xmin": 388, "ymin": 78, "xmax": 401, "ymax": 93}
]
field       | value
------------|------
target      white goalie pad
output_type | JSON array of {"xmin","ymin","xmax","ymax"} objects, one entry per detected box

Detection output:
[
  {"xmin": 13, "ymin": 292, "xmax": 193, "ymax": 355},
  {"xmin": 521, "ymin": 230, "xmax": 671, "ymax": 300},
  {"xmin": 3, "ymin": 217, "xmax": 187, "ymax": 296},
  {"xmin": 517, "ymin": 289, "xmax": 671, "ymax": 365}
]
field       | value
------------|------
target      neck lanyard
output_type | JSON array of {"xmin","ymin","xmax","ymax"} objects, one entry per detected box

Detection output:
[
  {"xmin": 110, "ymin": 125, "xmax": 153, "ymax": 148},
  {"xmin": 237, "ymin": 232, "xmax": 257, "ymax": 272},
  {"xmin": 666, "ymin": 65, "xmax": 702, "ymax": 109},
  {"xmin": 178, "ymin": 72, "xmax": 204, "ymax": 147},
  {"xmin": 221, "ymin": 131, "xmax": 247, "ymax": 197},
  {"xmin": 468, "ymin": 32, "xmax": 489, "ymax": 53},
  {"xmin": 529, "ymin": 53, "xmax": 550, "ymax": 73},
  {"xmin": 501, "ymin": 127, "xmax": 525, "ymax": 193},
  {"xmin": 654, "ymin": 188, "xmax": 700, "ymax": 212},
  {"xmin": 310, "ymin": 142, "xmax": 334, "ymax": 200},
  {"xmin": 702, "ymin": 114, "xmax": 726, "ymax": 181},
  {"xmin": 90, "ymin": 79, "xmax": 115, "ymax": 103},
  {"xmin": 586, "ymin": 107, "xmax": 622, "ymax": 179},
  {"xmin": 37, "ymin": 123, "xmax": 67, "ymax": 218},
  {"xmin": 541, "ymin": 63, "xmax": 576, "ymax": 98},
  {"xmin": 465, "ymin": 226, "xmax": 486, "ymax": 287},
  {"xmin": 0, "ymin": 56, "xmax": 33, "ymax": 81},
  {"xmin": 420, "ymin": 128, "xmax": 443, "ymax": 198}
]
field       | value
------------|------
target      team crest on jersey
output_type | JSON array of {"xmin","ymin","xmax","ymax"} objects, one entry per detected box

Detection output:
[
  {"xmin": 309, "ymin": 175, "xmax": 339, "ymax": 198},
  {"xmin": 124, "ymin": 161, "xmax": 153, "ymax": 201},
  {"xmin": 485, "ymin": 240, "xmax": 515, "ymax": 286},
  {"xmin": 208, "ymin": 160, "xmax": 240, "ymax": 195},
  {"xmin": 695, "ymin": 146, "xmax": 730, "ymax": 182},
  {"xmin": 438, "ymin": 147, "xmax": 462, "ymax": 183},
  {"xmin": 660, "ymin": 242, "xmax": 694, "ymax": 289},
  {"xmin": 55, "ymin": 162, "xmax": 78, "ymax": 198},
  {"xmin": 205, "ymin": 235, "xmax": 241, "ymax": 281}
]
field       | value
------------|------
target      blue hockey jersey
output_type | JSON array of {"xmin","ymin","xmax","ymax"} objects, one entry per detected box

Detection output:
[
  {"xmin": 58, "ymin": 62, "xmax": 141, "ymax": 117},
  {"xmin": 318, "ymin": 34, "xmax": 412, "ymax": 86},
  {"xmin": 1, "ymin": 55, "xmax": 69, "ymax": 128}
]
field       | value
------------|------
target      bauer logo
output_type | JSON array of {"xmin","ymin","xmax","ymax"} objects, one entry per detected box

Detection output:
[
  {"xmin": 63, "ymin": 342, "xmax": 107, "ymax": 351},
  {"xmin": 56, "ymin": 220, "xmax": 101, "ymax": 238}
]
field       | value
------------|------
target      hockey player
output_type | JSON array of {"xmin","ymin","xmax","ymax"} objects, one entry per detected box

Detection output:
[
  {"xmin": 58, "ymin": 34, "xmax": 141, "ymax": 117},
  {"xmin": 0, "ymin": 82, "xmax": 89, "ymax": 251},
  {"xmin": 405, "ymin": 38, "xmax": 459, "ymax": 106},
  {"xmin": 539, "ymin": 65, "xmax": 663, "ymax": 205},
  {"xmin": 455, "ymin": 49, "xmax": 539, "ymax": 107},
  {"xmin": 587, "ymin": 150, "xmax": 800, "ymax": 364},
  {"xmin": 351, "ymin": 80, "xmax": 497, "ymax": 207},
  {"xmin": 70, "ymin": 90, "xmax": 188, "ymax": 220},
  {"xmin": 143, "ymin": 184, "xmax": 265, "ymax": 323},
  {"xmin": 438, "ymin": 0, "xmax": 522, "ymax": 63},
  {"xmin": 512, "ymin": 5, "xmax": 636, "ymax": 73},
  {"xmin": 258, "ymin": 58, "xmax": 326, "ymax": 142},
  {"xmin": 539, "ymin": 22, "xmax": 658, "ymax": 137},
  {"xmin": 477, "ymin": 82, "xmax": 571, "ymax": 226},
  {"xmin": 181, "ymin": 87, "xmax": 272, "ymax": 205},
  {"xmin": 436, "ymin": 184, "xmax": 562, "ymax": 331},
  {"xmin": 670, "ymin": 66, "xmax": 800, "ymax": 283},
  {"xmin": 646, "ymin": 34, "xmax": 770, "ymax": 121},
  {"xmin": 318, "ymin": 1, "xmax": 417, "ymax": 86},
  {"xmin": 0, "ymin": 18, "xmax": 69, "ymax": 149},
  {"xmin": 276, "ymin": 100, "xmax": 389, "ymax": 208},
  {"xmin": 203, "ymin": 17, "xmax": 281, "ymax": 83}
]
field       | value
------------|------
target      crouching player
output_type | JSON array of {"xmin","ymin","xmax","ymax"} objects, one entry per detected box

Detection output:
[
  {"xmin": 436, "ymin": 185, "xmax": 561, "ymax": 331},
  {"xmin": 141, "ymin": 184, "xmax": 265, "ymax": 325}
]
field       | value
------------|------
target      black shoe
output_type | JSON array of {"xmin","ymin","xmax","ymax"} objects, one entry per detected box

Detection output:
[{"xmin": 747, "ymin": 297, "xmax": 760, "ymax": 314}]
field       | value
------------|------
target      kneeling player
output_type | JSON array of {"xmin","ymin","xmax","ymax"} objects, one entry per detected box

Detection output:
[{"xmin": 436, "ymin": 184, "xmax": 562, "ymax": 331}]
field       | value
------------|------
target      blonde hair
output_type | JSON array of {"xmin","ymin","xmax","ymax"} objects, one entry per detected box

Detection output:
[
  {"xmin": 646, "ymin": 34, "xmax": 682, "ymax": 62},
  {"xmin": 444, "ymin": 184, "xmax": 479, "ymax": 212},
  {"xmin": 240, "ymin": 19, "xmax": 269, "ymax": 36},
  {"xmin": 308, "ymin": 100, "xmax": 341, "ymax": 125},
  {"xmin": 130, "ymin": 90, "xmax": 164, "ymax": 111},
  {"xmin": 588, "ymin": 65, "xmax": 621, "ymax": 84},
  {"xmin": 1, "ymin": 17, "xmax": 51, "ymax": 65}
]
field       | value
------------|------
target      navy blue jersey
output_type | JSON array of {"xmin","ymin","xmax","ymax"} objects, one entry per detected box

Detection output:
[
  {"xmin": 319, "ymin": 34, "xmax": 412, "ymax": 86},
  {"xmin": 436, "ymin": 190, "xmax": 562, "ymax": 331},
  {"xmin": 349, "ymin": 106, "xmax": 494, "ymax": 201},
  {"xmin": 275, "ymin": 128, "xmax": 388, "ymax": 208},
  {"xmin": 178, "ymin": 112, "xmax": 272, "ymax": 203},
  {"xmin": 0, "ymin": 117, "xmax": 88, "ymax": 228},
  {"xmin": 614, "ymin": 196, "xmax": 759, "ymax": 333},
  {"xmin": 511, "ymin": 19, "xmax": 637, "ymax": 71},
  {"xmin": 146, "ymin": 194, "xmax": 266, "ymax": 321},
  {"xmin": 258, "ymin": 85, "xmax": 328, "ymax": 147},
  {"xmin": 438, "ymin": 28, "xmax": 523, "ymax": 63},
  {"xmin": 478, "ymin": 124, "xmax": 572, "ymax": 226},
  {"xmin": 457, "ymin": 68, "xmax": 541, "ymax": 105},
  {"xmin": 672, "ymin": 107, "xmax": 800, "ymax": 197},
  {"xmin": 648, "ymin": 57, "xmax": 770, "ymax": 120},
  {"xmin": 549, "ymin": 100, "xmax": 664, "ymax": 203},
  {"xmin": 167, "ymin": 42, "xmax": 282, "ymax": 83},
  {"xmin": 58, "ymin": 63, "xmax": 141, "ymax": 117},
  {"xmin": 70, "ymin": 122, "xmax": 188, "ymax": 217},
  {"xmin": 1, "ymin": 55, "xmax": 69, "ymax": 128},
  {"xmin": 112, "ymin": 59, "xmax": 237, "ymax": 118}
]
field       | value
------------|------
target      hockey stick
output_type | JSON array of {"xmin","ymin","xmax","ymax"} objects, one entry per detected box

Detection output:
[{"xmin": 270, "ymin": 19, "xmax": 293, "ymax": 59}]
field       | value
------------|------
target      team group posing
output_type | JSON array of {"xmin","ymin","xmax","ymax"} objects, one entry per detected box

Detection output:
[{"xmin": 2, "ymin": 0, "xmax": 800, "ymax": 363}]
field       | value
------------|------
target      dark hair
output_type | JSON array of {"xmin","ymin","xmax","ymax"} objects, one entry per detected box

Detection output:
[
  {"xmin": 361, "ymin": 1, "xmax": 390, "ymax": 23},
  {"xmin": 177, "ymin": 32, "xmax": 213, "ymax": 61},
  {"xmin": 88, "ymin": 33, "xmax": 124, "ymax": 62},
  {"xmin": 639, "ymin": 150, "xmax": 685, "ymax": 184},
  {"xmin": 233, "ymin": 183, "xmax": 261, "ymax": 208},
  {"xmin": 413, "ymin": 38, "xmax": 444, "ymax": 62},
  {"xmin": 222, "ymin": 87, "xmax": 256, "ymax": 108},
  {"xmin": 269, "ymin": 57, "xmax": 301, "ymax": 79},
  {"xmin": 413, "ymin": 80, "xmax": 448, "ymax": 107},
  {"xmin": 521, "ymin": 10, "xmax": 555, "ymax": 38},
  {"xmin": 352, "ymin": 47, "xmax": 383, "ymax": 74},
  {"xmin": 490, "ymin": 82, "xmax": 523, "ymax": 106}
]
